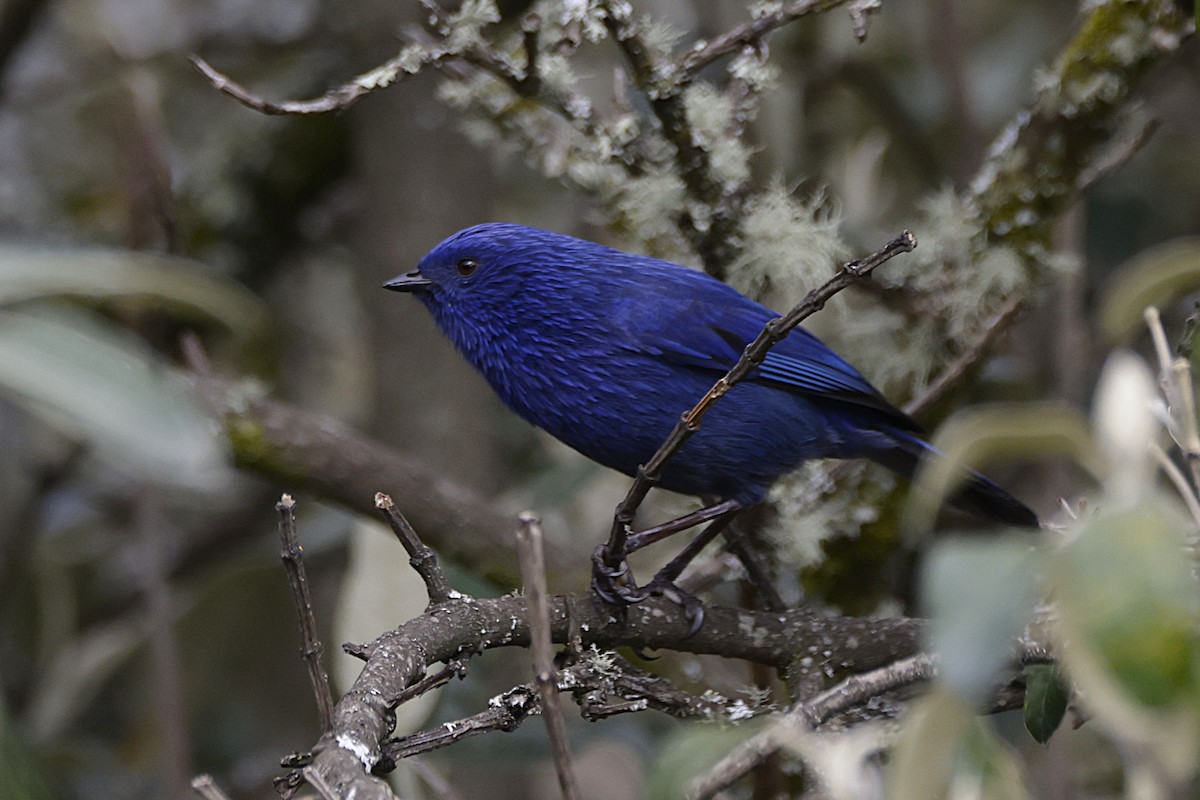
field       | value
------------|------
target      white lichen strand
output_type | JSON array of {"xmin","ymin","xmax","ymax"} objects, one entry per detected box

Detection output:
[
  {"xmin": 764, "ymin": 462, "xmax": 897, "ymax": 570},
  {"xmin": 585, "ymin": 645, "xmax": 619, "ymax": 676},
  {"xmin": 682, "ymin": 84, "xmax": 751, "ymax": 190},
  {"xmin": 751, "ymin": 0, "xmax": 786, "ymax": 17},
  {"xmin": 729, "ymin": 46, "xmax": 780, "ymax": 94},
  {"xmin": 604, "ymin": 167, "xmax": 694, "ymax": 260},
  {"xmin": 558, "ymin": 0, "xmax": 609, "ymax": 43},
  {"xmin": 724, "ymin": 181, "xmax": 846, "ymax": 306},
  {"xmin": 445, "ymin": 0, "xmax": 501, "ymax": 53},
  {"xmin": 639, "ymin": 15, "xmax": 685, "ymax": 56},
  {"xmin": 335, "ymin": 733, "xmax": 378, "ymax": 771}
]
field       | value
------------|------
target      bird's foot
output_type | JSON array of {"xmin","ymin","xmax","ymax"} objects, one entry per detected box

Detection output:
[
  {"xmin": 590, "ymin": 548, "xmax": 705, "ymax": 635},
  {"xmin": 590, "ymin": 545, "xmax": 647, "ymax": 607}
]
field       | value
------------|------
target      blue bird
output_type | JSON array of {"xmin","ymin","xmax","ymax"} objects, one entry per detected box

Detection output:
[{"xmin": 385, "ymin": 223, "xmax": 1037, "ymax": 610}]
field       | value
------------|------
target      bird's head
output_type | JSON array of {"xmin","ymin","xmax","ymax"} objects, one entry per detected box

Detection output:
[
  {"xmin": 386, "ymin": 222, "xmax": 602, "ymax": 355},
  {"xmin": 384, "ymin": 222, "xmax": 615, "ymax": 331},
  {"xmin": 384, "ymin": 222, "xmax": 558, "ymax": 310}
]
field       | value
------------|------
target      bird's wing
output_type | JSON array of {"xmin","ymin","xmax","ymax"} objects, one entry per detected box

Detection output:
[{"xmin": 619, "ymin": 294, "xmax": 920, "ymax": 431}]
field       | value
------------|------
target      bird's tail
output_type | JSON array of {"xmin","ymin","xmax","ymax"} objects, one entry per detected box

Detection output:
[{"xmin": 868, "ymin": 429, "xmax": 1039, "ymax": 529}]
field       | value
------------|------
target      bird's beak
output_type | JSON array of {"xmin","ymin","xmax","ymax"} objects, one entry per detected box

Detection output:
[{"xmin": 383, "ymin": 270, "xmax": 432, "ymax": 292}]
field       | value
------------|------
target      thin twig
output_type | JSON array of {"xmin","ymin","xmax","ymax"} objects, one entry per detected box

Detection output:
[
  {"xmin": 375, "ymin": 493, "xmax": 456, "ymax": 604},
  {"xmin": 392, "ymin": 660, "xmax": 468, "ymax": 708},
  {"xmin": 383, "ymin": 684, "xmax": 540, "ymax": 761},
  {"xmin": 1149, "ymin": 443, "xmax": 1200, "ymax": 532},
  {"xmin": 799, "ymin": 653, "xmax": 937, "ymax": 727},
  {"xmin": 519, "ymin": 12, "xmax": 542, "ymax": 94},
  {"xmin": 1146, "ymin": 308, "xmax": 1200, "ymax": 496},
  {"xmin": 674, "ymin": 0, "xmax": 855, "ymax": 78},
  {"xmin": 301, "ymin": 766, "xmax": 341, "ymax": 800},
  {"xmin": 139, "ymin": 493, "xmax": 191, "ymax": 800},
  {"xmin": 1076, "ymin": 115, "xmax": 1160, "ymax": 192},
  {"xmin": 1171, "ymin": 356, "xmax": 1200, "ymax": 495},
  {"xmin": 516, "ymin": 512, "xmax": 580, "ymax": 800},
  {"xmin": 903, "ymin": 293, "xmax": 1023, "ymax": 418},
  {"xmin": 604, "ymin": 232, "xmax": 917, "ymax": 572},
  {"xmin": 277, "ymin": 494, "xmax": 336, "ymax": 732},
  {"xmin": 689, "ymin": 654, "xmax": 937, "ymax": 798},
  {"xmin": 190, "ymin": 775, "xmax": 233, "ymax": 800},
  {"xmin": 189, "ymin": 51, "xmax": 448, "ymax": 116}
]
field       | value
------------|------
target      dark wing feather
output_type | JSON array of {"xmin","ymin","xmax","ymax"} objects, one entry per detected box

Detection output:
[{"xmin": 617, "ymin": 291, "xmax": 920, "ymax": 432}]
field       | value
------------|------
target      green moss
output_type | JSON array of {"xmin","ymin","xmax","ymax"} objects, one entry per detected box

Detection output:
[{"xmin": 225, "ymin": 415, "xmax": 307, "ymax": 483}]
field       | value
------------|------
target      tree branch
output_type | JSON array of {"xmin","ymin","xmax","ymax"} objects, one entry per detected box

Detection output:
[{"xmin": 184, "ymin": 359, "xmax": 562, "ymax": 589}]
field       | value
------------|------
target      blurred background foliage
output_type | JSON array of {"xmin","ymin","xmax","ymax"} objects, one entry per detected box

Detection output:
[{"xmin": 0, "ymin": 0, "xmax": 1197, "ymax": 798}]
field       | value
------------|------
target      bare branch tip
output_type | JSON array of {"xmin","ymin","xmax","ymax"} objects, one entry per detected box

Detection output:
[{"xmin": 343, "ymin": 641, "xmax": 369, "ymax": 661}]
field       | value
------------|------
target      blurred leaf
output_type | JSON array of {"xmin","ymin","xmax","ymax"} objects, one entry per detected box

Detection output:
[
  {"xmin": 1052, "ymin": 490, "xmax": 1200, "ymax": 784},
  {"xmin": 0, "ymin": 246, "xmax": 267, "ymax": 340},
  {"xmin": 0, "ymin": 306, "xmax": 230, "ymax": 489},
  {"xmin": 1055, "ymin": 493, "xmax": 1200, "ymax": 709},
  {"xmin": 1098, "ymin": 237, "xmax": 1200, "ymax": 342},
  {"xmin": 1091, "ymin": 351, "xmax": 1157, "ymax": 500},
  {"xmin": 1023, "ymin": 665, "xmax": 1068, "ymax": 745},
  {"xmin": 905, "ymin": 403, "xmax": 1102, "ymax": 535},
  {"xmin": 922, "ymin": 538, "xmax": 1040, "ymax": 703},
  {"xmin": 890, "ymin": 691, "xmax": 1032, "ymax": 800}
]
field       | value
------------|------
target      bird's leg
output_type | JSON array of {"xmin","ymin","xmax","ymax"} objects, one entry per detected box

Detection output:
[
  {"xmin": 625, "ymin": 498, "xmax": 743, "ymax": 553},
  {"xmin": 721, "ymin": 530, "xmax": 787, "ymax": 612},
  {"xmin": 591, "ymin": 498, "xmax": 743, "ymax": 608}
]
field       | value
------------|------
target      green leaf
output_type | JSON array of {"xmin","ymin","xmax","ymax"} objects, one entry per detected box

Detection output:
[
  {"xmin": 0, "ymin": 245, "xmax": 267, "ymax": 340},
  {"xmin": 0, "ymin": 306, "xmax": 229, "ymax": 488},
  {"xmin": 1097, "ymin": 237, "xmax": 1200, "ymax": 342},
  {"xmin": 1023, "ymin": 664, "xmax": 1068, "ymax": 744}
]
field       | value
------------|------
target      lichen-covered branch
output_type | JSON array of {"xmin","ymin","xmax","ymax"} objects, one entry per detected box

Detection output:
[
  {"xmin": 380, "ymin": 653, "xmax": 765, "ymax": 763},
  {"xmin": 301, "ymin": 591, "xmax": 929, "ymax": 796},
  {"xmin": 968, "ymin": 0, "xmax": 1191, "ymax": 263}
]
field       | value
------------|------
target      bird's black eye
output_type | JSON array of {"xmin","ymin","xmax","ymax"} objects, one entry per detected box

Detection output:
[{"xmin": 456, "ymin": 258, "xmax": 479, "ymax": 277}]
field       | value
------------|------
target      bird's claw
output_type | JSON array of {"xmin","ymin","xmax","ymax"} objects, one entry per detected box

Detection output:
[
  {"xmin": 643, "ymin": 578, "xmax": 705, "ymax": 637},
  {"xmin": 590, "ymin": 548, "xmax": 705, "ymax": 635},
  {"xmin": 591, "ymin": 545, "xmax": 644, "ymax": 607}
]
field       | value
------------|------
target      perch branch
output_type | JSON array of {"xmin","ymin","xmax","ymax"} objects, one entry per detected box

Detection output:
[{"xmin": 301, "ymin": 591, "xmax": 929, "ymax": 794}]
